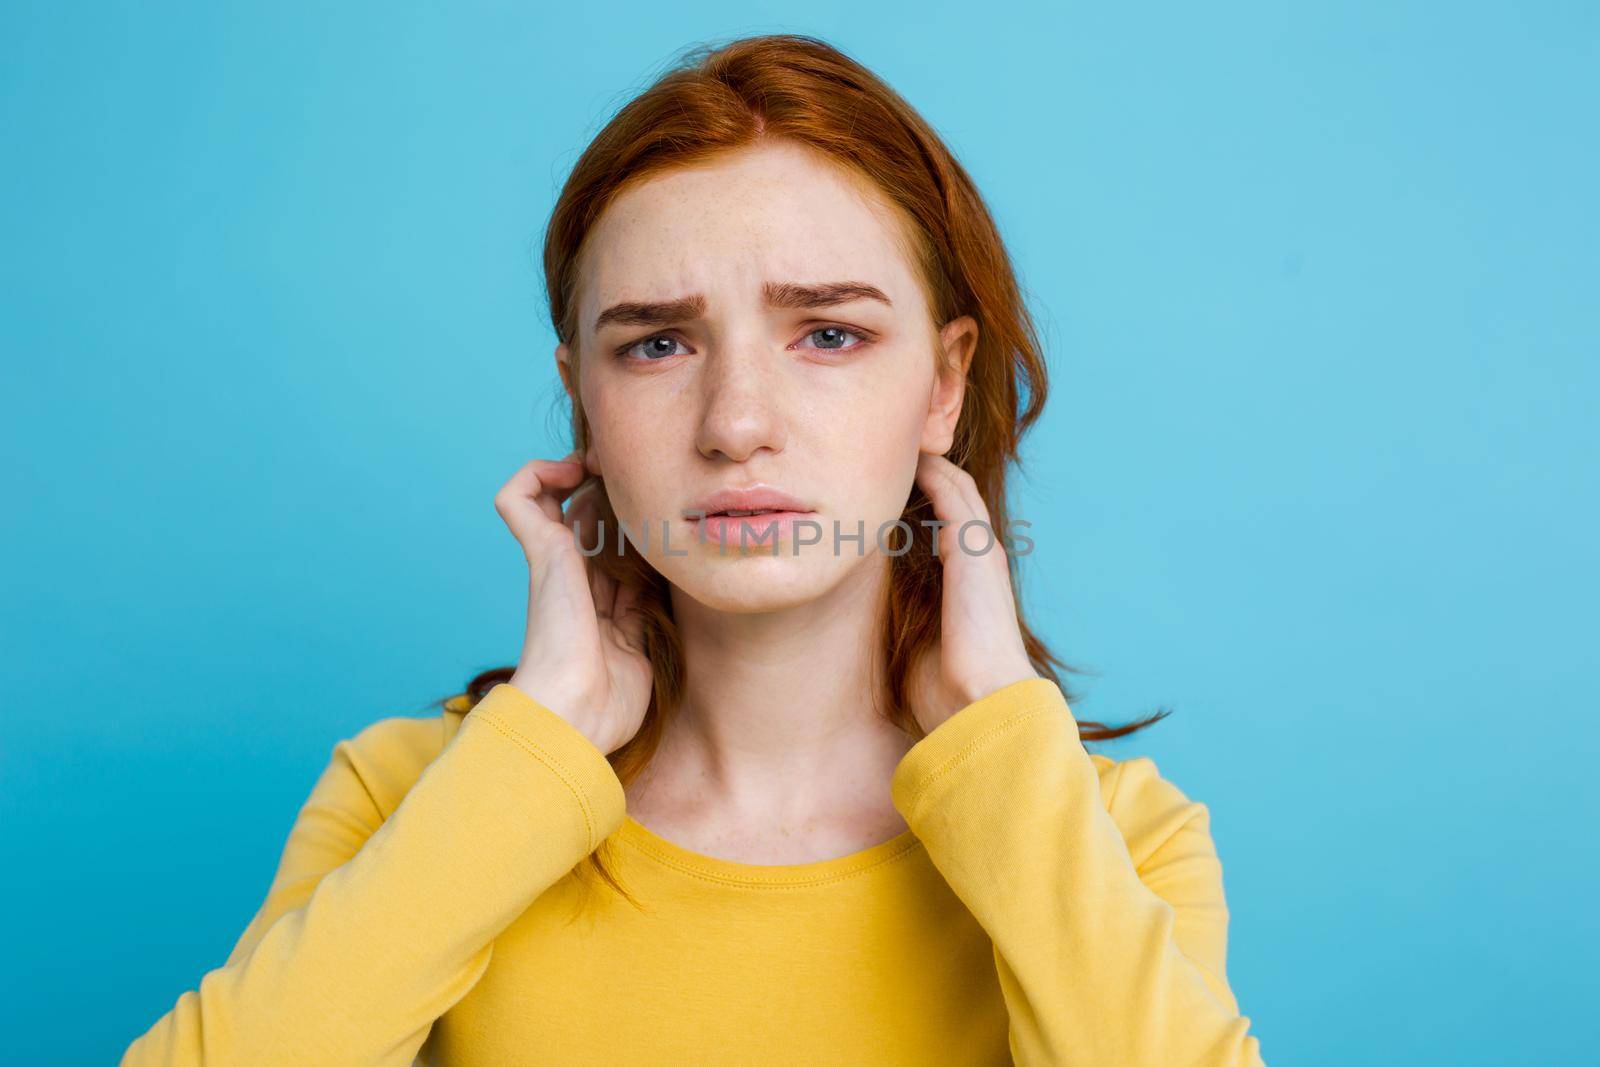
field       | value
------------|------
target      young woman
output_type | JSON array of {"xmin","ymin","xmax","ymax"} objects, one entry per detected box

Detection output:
[{"xmin": 124, "ymin": 34, "xmax": 1266, "ymax": 1066}]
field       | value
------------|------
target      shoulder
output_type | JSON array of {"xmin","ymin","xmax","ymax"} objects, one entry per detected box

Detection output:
[{"xmin": 1087, "ymin": 752, "xmax": 1214, "ymax": 870}]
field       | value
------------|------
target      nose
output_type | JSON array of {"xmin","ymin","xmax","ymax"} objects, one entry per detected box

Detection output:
[{"xmin": 693, "ymin": 339, "xmax": 789, "ymax": 463}]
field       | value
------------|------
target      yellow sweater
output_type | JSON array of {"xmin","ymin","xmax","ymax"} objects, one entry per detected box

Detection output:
[{"xmin": 121, "ymin": 677, "xmax": 1266, "ymax": 1065}]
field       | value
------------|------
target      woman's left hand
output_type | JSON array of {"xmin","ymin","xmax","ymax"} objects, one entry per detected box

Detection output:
[{"xmin": 908, "ymin": 451, "xmax": 1041, "ymax": 735}]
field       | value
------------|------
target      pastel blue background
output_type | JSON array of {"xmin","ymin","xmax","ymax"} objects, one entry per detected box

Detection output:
[{"xmin": 3, "ymin": 3, "xmax": 1594, "ymax": 1064}]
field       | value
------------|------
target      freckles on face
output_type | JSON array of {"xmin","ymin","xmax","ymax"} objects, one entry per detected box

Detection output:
[{"xmin": 571, "ymin": 140, "xmax": 943, "ymax": 600}]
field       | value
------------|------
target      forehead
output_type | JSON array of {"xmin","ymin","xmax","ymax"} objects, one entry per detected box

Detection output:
[{"xmin": 576, "ymin": 140, "xmax": 925, "ymax": 327}]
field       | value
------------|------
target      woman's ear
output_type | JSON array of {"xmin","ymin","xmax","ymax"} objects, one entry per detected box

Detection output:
[
  {"xmin": 556, "ymin": 342, "xmax": 576, "ymax": 403},
  {"xmin": 920, "ymin": 315, "xmax": 979, "ymax": 455},
  {"xmin": 556, "ymin": 343, "xmax": 603, "ymax": 477}
]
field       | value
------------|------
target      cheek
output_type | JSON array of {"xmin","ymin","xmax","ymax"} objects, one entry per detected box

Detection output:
[
  {"xmin": 810, "ymin": 342, "xmax": 933, "ymax": 441},
  {"xmin": 584, "ymin": 371, "xmax": 648, "ymax": 461},
  {"xmin": 849, "ymin": 400, "xmax": 924, "ymax": 469},
  {"xmin": 814, "ymin": 376, "xmax": 928, "ymax": 522},
  {"xmin": 861, "ymin": 358, "xmax": 934, "ymax": 451},
  {"xmin": 583, "ymin": 384, "xmax": 687, "ymax": 527}
]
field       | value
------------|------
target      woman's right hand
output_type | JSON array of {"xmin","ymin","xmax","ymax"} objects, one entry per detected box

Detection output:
[{"xmin": 493, "ymin": 452, "xmax": 652, "ymax": 755}]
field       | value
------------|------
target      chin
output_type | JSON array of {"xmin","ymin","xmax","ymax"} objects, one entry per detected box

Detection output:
[{"xmin": 664, "ymin": 554, "xmax": 841, "ymax": 614}]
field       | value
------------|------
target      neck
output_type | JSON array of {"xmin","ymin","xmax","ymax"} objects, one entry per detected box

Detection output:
[{"xmin": 640, "ymin": 554, "xmax": 916, "ymax": 826}]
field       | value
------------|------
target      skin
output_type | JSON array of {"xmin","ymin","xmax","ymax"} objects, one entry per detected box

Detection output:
[{"xmin": 506, "ymin": 138, "xmax": 1037, "ymax": 864}]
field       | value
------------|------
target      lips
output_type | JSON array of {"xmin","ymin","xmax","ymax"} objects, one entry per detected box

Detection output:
[{"xmin": 687, "ymin": 485, "xmax": 813, "ymax": 518}]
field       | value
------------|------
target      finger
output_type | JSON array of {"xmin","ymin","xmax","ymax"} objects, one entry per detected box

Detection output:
[
  {"xmin": 494, "ymin": 455, "xmax": 586, "ymax": 545},
  {"xmin": 924, "ymin": 455, "xmax": 1017, "ymax": 576},
  {"xmin": 527, "ymin": 454, "xmax": 589, "ymax": 524},
  {"xmin": 559, "ymin": 477, "xmax": 611, "ymax": 614},
  {"xmin": 562, "ymin": 476, "xmax": 606, "ymax": 549},
  {"xmin": 916, "ymin": 453, "xmax": 989, "ymax": 554},
  {"xmin": 917, "ymin": 451, "xmax": 993, "ymax": 527}
]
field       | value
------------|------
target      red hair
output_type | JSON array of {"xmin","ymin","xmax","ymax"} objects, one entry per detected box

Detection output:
[{"xmin": 448, "ymin": 33, "xmax": 1168, "ymax": 907}]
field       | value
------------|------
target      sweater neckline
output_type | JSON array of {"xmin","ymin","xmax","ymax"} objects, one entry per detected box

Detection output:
[{"xmin": 615, "ymin": 814, "xmax": 923, "ymax": 887}]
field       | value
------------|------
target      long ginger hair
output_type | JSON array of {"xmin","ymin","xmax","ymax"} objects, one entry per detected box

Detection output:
[{"xmin": 437, "ymin": 33, "xmax": 1169, "ymax": 909}]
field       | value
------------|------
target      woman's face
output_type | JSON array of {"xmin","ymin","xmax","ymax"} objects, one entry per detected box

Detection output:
[{"xmin": 559, "ymin": 138, "xmax": 976, "ymax": 612}]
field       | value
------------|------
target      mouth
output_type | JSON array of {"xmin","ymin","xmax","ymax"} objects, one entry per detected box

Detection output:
[
  {"xmin": 704, "ymin": 507, "xmax": 808, "ymax": 517},
  {"xmin": 690, "ymin": 509, "xmax": 817, "ymax": 550},
  {"xmin": 684, "ymin": 485, "xmax": 817, "ymax": 549},
  {"xmin": 686, "ymin": 484, "xmax": 814, "ymax": 519}
]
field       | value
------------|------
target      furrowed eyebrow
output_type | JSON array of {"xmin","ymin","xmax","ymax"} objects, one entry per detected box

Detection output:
[
  {"xmin": 763, "ymin": 280, "xmax": 893, "ymax": 311},
  {"xmin": 593, "ymin": 294, "xmax": 708, "ymax": 333},
  {"xmin": 592, "ymin": 281, "xmax": 891, "ymax": 334}
]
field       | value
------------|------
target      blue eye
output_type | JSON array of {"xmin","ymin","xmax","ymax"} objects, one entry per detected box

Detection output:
[
  {"xmin": 797, "ymin": 325, "xmax": 867, "ymax": 352},
  {"xmin": 616, "ymin": 325, "xmax": 871, "ymax": 361},
  {"xmin": 621, "ymin": 334, "xmax": 689, "ymax": 361}
]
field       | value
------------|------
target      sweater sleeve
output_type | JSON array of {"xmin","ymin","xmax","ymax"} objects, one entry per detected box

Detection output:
[
  {"xmin": 889, "ymin": 677, "xmax": 1266, "ymax": 1067},
  {"xmin": 120, "ymin": 683, "xmax": 627, "ymax": 1067}
]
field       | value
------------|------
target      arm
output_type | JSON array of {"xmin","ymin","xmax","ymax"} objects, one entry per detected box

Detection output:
[
  {"xmin": 890, "ymin": 677, "xmax": 1266, "ymax": 1067},
  {"xmin": 121, "ymin": 683, "xmax": 627, "ymax": 1067}
]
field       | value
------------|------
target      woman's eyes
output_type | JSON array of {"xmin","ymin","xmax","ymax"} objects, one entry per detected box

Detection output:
[
  {"xmin": 622, "ymin": 334, "xmax": 690, "ymax": 361},
  {"xmin": 794, "ymin": 325, "xmax": 868, "ymax": 352},
  {"xmin": 618, "ymin": 325, "xmax": 870, "ymax": 362}
]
